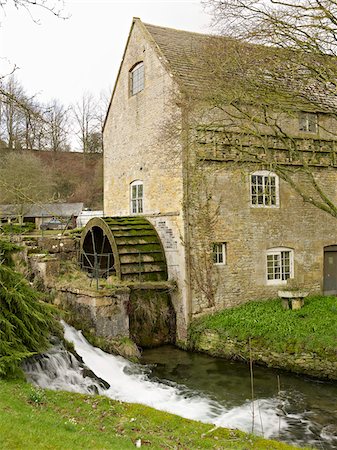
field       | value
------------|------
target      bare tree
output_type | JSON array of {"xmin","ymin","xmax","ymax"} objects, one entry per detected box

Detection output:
[
  {"xmin": 73, "ymin": 92, "xmax": 98, "ymax": 153},
  {"xmin": 72, "ymin": 92, "xmax": 105, "ymax": 153},
  {"xmin": 0, "ymin": 1, "xmax": 67, "ymax": 21},
  {"xmin": 194, "ymin": 0, "xmax": 337, "ymax": 218},
  {"xmin": 44, "ymin": 99, "xmax": 70, "ymax": 151},
  {"xmin": 0, "ymin": 0, "xmax": 67, "ymax": 146}
]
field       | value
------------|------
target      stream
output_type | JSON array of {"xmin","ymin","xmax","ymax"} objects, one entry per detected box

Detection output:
[{"xmin": 23, "ymin": 322, "xmax": 337, "ymax": 449}]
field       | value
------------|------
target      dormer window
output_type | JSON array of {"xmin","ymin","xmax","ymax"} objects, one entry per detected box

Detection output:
[
  {"xmin": 130, "ymin": 62, "xmax": 144, "ymax": 96},
  {"xmin": 299, "ymin": 112, "xmax": 318, "ymax": 133}
]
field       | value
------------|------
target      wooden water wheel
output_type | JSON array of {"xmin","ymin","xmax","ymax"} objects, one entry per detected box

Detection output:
[{"xmin": 80, "ymin": 216, "xmax": 167, "ymax": 282}]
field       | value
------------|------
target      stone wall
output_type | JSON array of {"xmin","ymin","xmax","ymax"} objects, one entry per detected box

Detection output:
[
  {"xmin": 128, "ymin": 287, "xmax": 176, "ymax": 347},
  {"xmin": 55, "ymin": 287, "xmax": 130, "ymax": 339},
  {"xmin": 190, "ymin": 164, "xmax": 337, "ymax": 313},
  {"xmin": 191, "ymin": 330, "xmax": 337, "ymax": 381},
  {"xmin": 103, "ymin": 19, "xmax": 337, "ymax": 335},
  {"xmin": 103, "ymin": 19, "xmax": 189, "ymax": 337}
]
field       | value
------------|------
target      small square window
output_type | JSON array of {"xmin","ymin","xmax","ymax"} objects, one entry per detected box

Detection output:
[
  {"xmin": 130, "ymin": 62, "xmax": 144, "ymax": 96},
  {"xmin": 213, "ymin": 242, "xmax": 226, "ymax": 265},
  {"xmin": 299, "ymin": 112, "xmax": 317, "ymax": 133}
]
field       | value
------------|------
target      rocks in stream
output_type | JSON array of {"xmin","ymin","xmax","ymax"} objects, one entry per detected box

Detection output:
[{"xmin": 22, "ymin": 340, "xmax": 110, "ymax": 394}]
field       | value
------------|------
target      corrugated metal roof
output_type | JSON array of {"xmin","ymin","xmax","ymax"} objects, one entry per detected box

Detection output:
[{"xmin": 0, "ymin": 203, "xmax": 84, "ymax": 218}]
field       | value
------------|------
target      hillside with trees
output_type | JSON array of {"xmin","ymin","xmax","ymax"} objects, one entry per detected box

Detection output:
[{"xmin": 0, "ymin": 148, "xmax": 103, "ymax": 210}]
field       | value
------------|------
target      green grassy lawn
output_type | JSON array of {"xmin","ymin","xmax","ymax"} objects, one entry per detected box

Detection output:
[
  {"xmin": 189, "ymin": 296, "xmax": 337, "ymax": 357},
  {"xmin": 0, "ymin": 379, "xmax": 301, "ymax": 450}
]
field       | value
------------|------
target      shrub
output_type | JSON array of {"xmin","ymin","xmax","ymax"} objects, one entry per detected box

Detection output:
[
  {"xmin": 1, "ymin": 223, "xmax": 35, "ymax": 234},
  {"xmin": 0, "ymin": 239, "xmax": 60, "ymax": 377}
]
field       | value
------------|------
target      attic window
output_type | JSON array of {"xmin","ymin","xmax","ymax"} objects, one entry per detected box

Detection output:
[
  {"xmin": 130, "ymin": 62, "xmax": 144, "ymax": 96},
  {"xmin": 299, "ymin": 112, "xmax": 318, "ymax": 133}
]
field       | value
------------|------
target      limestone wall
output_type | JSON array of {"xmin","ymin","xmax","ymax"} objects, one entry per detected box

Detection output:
[
  {"xmin": 103, "ymin": 20, "xmax": 189, "ymax": 336},
  {"xmin": 103, "ymin": 21, "xmax": 183, "ymax": 217},
  {"xmin": 55, "ymin": 287, "xmax": 130, "ymax": 339},
  {"xmin": 190, "ymin": 164, "xmax": 337, "ymax": 313},
  {"xmin": 191, "ymin": 330, "xmax": 337, "ymax": 381}
]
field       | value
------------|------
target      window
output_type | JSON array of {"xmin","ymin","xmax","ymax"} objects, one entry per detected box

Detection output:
[
  {"xmin": 250, "ymin": 171, "xmax": 279, "ymax": 207},
  {"xmin": 213, "ymin": 242, "xmax": 226, "ymax": 265},
  {"xmin": 266, "ymin": 248, "xmax": 294, "ymax": 284},
  {"xmin": 130, "ymin": 180, "xmax": 143, "ymax": 214},
  {"xmin": 130, "ymin": 62, "xmax": 144, "ymax": 96},
  {"xmin": 299, "ymin": 112, "xmax": 317, "ymax": 133}
]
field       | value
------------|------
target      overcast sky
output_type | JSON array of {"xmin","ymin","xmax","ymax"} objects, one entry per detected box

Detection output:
[{"xmin": 2, "ymin": 0, "xmax": 211, "ymax": 107}]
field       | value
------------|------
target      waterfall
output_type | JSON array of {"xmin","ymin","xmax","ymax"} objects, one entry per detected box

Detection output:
[{"xmin": 22, "ymin": 322, "xmax": 337, "ymax": 449}]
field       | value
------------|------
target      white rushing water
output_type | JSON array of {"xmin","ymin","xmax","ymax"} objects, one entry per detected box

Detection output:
[
  {"xmin": 24, "ymin": 322, "xmax": 337, "ymax": 448},
  {"xmin": 59, "ymin": 322, "xmax": 288, "ymax": 439},
  {"xmin": 23, "ymin": 322, "xmax": 337, "ymax": 448}
]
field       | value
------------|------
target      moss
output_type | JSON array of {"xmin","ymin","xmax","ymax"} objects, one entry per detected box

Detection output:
[
  {"xmin": 119, "ymin": 243, "xmax": 162, "ymax": 253},
  {"xmin": 129, "ymin": 289, "xmax": 176, "ymax": 347}
]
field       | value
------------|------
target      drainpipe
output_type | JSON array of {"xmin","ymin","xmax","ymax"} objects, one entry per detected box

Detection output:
[{"xmin": 181, "ymin": 103, "xmax": 193, "ymax": 328}]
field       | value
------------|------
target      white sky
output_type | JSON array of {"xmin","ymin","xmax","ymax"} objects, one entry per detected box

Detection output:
[{"xmin": 1, "ymin": 0, "xmax": 211, "ymax": 107}]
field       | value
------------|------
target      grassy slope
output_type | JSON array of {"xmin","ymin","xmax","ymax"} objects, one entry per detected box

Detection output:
[
  {"xmin": 0, "ymin": 380, "xmax": 300, "ymax": 450},
  {"xmin": 189, "ymin": 296, "xmax": 337, "ymax": 356}
]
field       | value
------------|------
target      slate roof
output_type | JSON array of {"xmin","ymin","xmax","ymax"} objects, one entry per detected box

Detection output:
[
  {"xmin": 143, "ymin": 23, "xmax": 216, "ymax": 94},
  {"xmin": 142, "ymin": 21, "xmax": 337, "ymax": 112}
]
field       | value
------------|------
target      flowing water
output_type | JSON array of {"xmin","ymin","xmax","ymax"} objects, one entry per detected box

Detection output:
[{"xmin": 24, "ymin": 323, "xmax": 337, "ymax": 449}]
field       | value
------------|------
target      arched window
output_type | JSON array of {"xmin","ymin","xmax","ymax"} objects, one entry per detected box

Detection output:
[
  {"xmin": 250, "ymin": 170, "xmax": 279, "ymax": 207},
  {"xmin": 130, "ymin": 180, "xmax": 143, "ymax": 214},
  {"xmin": 266, "ymin": 247, "xmax": 294, "ymax": 285},
  {"xmin": 130, "ymin": 62, "xmax": 144, "ymax": 96}
]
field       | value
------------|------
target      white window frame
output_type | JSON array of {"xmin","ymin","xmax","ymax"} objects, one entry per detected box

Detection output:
[
  {"xmin": 130, "ymin": 180, "xmax": 143, "ymax": 214},
  {"xmin": 130, "ymin": 62, "xmax": 144, "ymax": 96},
  {"xmin": 250, "ymin": 170, "xmax": 279, "ymax": 208},
  {"xmin": 213, "ymin": 242, "xmax": 226, "ymax": 265},
  {"xmin": 266, "ymin": 247, "xmax": 294, "ymax": 285},
  {"xmin": 249, "ymin": 170, "xmax": 280, "ymax": 208},
  {"xmin": 299, "ymin": 112, "xmax": 318, "ymax": 133}
]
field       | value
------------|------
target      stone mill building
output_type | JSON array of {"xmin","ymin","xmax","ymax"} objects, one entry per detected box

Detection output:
[{"xmin": 103, "ymin": 18, "xmax": 337, "ymax": 339}]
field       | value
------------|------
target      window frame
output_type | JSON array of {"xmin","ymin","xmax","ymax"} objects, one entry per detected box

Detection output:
[
  {"xmin": 298, "ymin": 112, "xmax": 318, "ymax": 133},
  {"xmin": 266, "ymin": 247, "xmax": 294, "ymax": 285},
  {"xmin": 212, "ymin": 242, "xmax": 227, "ymax": 265},
  {"xmin": 250, "ymin": 170, "xmax": 279, "ymax": 208},
  {"xmin": 130, "ymin": 180, "xmax": 144, "ymax": 214},
  {"xmin": 129, "ymin": 62, "xmax": 144, "ymax": 96}
]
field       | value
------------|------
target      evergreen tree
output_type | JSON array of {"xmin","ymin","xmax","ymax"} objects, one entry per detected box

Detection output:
[{"xmin": 0, "ymin": 239, "xmax": 59, "ymax": 376}]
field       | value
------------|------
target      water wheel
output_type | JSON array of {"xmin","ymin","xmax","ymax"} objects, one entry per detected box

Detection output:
[{"xmin": 80, "ymin": 217, "xmax": 167, "ymax": 282}]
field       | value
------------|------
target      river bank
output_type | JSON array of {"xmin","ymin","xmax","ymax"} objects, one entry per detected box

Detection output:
[
  {"xmin": 187, "ymin": 296, "xmax": 337, "ymax": 381},
  {"xmin": 0, "ymin": 379, "xmax": 298, "ymax": 449}
]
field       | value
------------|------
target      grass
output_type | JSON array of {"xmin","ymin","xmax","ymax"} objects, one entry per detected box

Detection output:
[
  {"xmin": 0, "ymin": 379, "xmax": 301, "ymax": 450},
  {"xmin": 189, "ymin": 296, "xmax": 337, "ymax": 356}
]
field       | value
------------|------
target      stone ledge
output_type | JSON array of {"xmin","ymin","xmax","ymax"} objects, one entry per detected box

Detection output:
[
  {"xmin": 55, "ymin": 284, "xmax": 131, "ymax": 298},
  {"xmin": 191, "ymin": 330, "xmax": 337, "ymax": 381}
]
